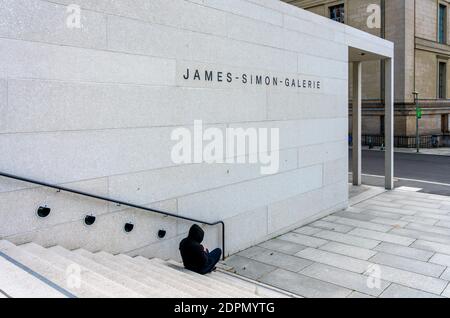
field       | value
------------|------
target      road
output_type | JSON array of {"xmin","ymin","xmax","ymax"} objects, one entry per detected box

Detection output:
[{"xmin": 349, "ymin": 150, "xmax": 450, "ymax": 196}]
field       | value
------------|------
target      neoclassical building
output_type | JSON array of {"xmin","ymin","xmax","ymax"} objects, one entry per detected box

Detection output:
[{"xmin": 287, "ymin": 0, "xmax": 450, "ymax": 147}]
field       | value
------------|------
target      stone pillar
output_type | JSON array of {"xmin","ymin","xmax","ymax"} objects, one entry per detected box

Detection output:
[
  {"xmin": 385, "ymin": 58, "xmax": 394, "ymax": 190},
  {"xmin": 352, "ymin": 62, "xmax": 362, "ymax": 186}
]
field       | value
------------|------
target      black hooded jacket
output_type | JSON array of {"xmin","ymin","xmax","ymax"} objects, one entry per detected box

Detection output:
[{"xmin": 179, "ymin": 224, "xmax": 209, "ymax": 273}]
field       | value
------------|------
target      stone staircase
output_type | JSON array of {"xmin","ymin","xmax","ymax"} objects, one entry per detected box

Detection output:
[{"xmin": 0, "ymin": 240, "xmax": 290, "ymax": 298}]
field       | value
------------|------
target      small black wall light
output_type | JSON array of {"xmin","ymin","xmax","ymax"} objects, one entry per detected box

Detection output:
[
  {"xmin": 37, "ymin": 206, "xmax": 51, "ymax": 218},
  {"xmin": 84, "ymin": 215, "xmax": 96, "ymax": 226},
  {"xmin": 158, "ymin": 230, "xmax": 167, "ymax": 239},
  {"xmin": 124, "ymin": 223, "xmax": 134, "ymax": 233}
]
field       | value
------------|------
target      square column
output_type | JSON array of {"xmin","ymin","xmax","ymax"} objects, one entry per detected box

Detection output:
[
  {"xmin": 385, "ymin": 58, "xmax": 394, "ymax": 190},
  {"xmin": 352, "ymin": 62, "xmax": 362, "ymax": 186}
]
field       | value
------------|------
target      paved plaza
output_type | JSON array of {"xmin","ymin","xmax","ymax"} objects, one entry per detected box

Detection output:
[{"xmin": 223, "ymin": 186, "xmax": 450, "ymax": 298}]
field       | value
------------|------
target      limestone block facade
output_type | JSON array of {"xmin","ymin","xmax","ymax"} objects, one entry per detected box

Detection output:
[{"xmin": 0, "ymin": 0, "xmax": 393, "ymax": 261}]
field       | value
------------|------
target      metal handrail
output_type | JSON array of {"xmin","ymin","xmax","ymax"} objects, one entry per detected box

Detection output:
[{"xmin": 0, "ymin": 172, "xmax": 225, "ymax": 260}]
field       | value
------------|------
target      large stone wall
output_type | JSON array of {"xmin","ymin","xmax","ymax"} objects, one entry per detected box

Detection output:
[
  {"xmin": 385, "ymin": 0, "xmax": 415, "ymax": 104},
  {"xmin": 416, "ymin": 50, "xmax": 438, "ymax": 99},
  {"xmin": 416, "ymin": 0, "xmax": 438, "ymax": 42},
  {"xmin": 0, "ymin": 0, "xmax": 391, "ymax": 261}
]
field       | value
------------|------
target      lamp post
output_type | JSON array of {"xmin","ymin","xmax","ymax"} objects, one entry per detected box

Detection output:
[{"xmin": 413, "ymin": 91, "xmax": 420, "ymax": 153}]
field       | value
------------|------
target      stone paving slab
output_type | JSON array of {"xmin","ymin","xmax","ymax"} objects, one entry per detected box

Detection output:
[
  {"xmin": 260, "ymin": 269, "xmax": 352, "ymax": 298},
  {"xmin": 396, "ymin": 200, "xmax": 442, "ymax": 209},
  {"xmin": 258, "ymin": 239, "xmax": 308, "ymax": 255},
  {"xmin": 293, "ymin": 226, "xmax": 323, "ymax": 236},
  {"xmin": 380, "ymin": 284, "xmax": 443, "ymax": 298},
  {"xmin": 346, "ymin": 206, "xmax": 366, "ymax": 213},
  {"xmin": 391, "ymin": 228, "xmax": 450, "ymax": 245},
  {"xmin": 363, "ymin": 205, "xmax": 416, "ymax": 216},
  {"xmin": 405, "ymin": 206, "xmax": 450, "ymax": 215},
  {"xmin": 222, "ymin": 255, "xmax": 276, "ymax": 280},
  {"xmin": 417, "ymin": 212, "xmax": 450, "ymax": 222},
  {"xmin": 279, "ymin": 233, "xmax": 328, "ymax": 248},
  {"xmin": 429, "ymin": 253, "xmax": 450, "ymax": 267},
  {"xmin": 238, "ymin": 246, "xmax": 267, "ymax": 259},
  {"xmin": 363, "ymin": 265, "xmax": 447, "ymax": 295},
  {"xmin": 347, "ymin": 291, "xmax": 374, "ymax": 298},
  {"xmin": 436, "ymin": 220, "xmax": 450, "ymax": 228},
  {"xmin": 223, "ymin": 187, "xmax": 450, "ymax": 298},
  {"xmin": 295, "ymin": 248, "xmax": 371, "ymax": 274},
  {"xmin": 412, "ymin": 240, "xmax": 450, "ymax": 256},
  {"xmin": 239, "ymin": 247, "xmax": 313, "ymax": 273},
  {"xmin": 442, "ymin": 285, "xmax": 450, "ymax": 298},
  {"xmin": 313, "ymin": 230, "xmax": 380, "ymax": 249},
  {"xmin": 349, "ymin": 228, "xmax": 415, "ymax": 246},
  {"xmin": 319, "ymin": 242, "xmax": 377, "ymax": 260},
  {"xmin": 406, "ymin": 223, "xmax": 450, "ymax": 236},
  {"xmin": 373, "ymin": 242, "xmax": 434, "ymax": 262},
  {"xmin": 348, "ymin": 185, "xmax": 386, "ymax": 206},
  {"xmin": 401, "ymin": 216, "xmax": 439, "ymax": 226},
  {"xmin": 333, "ymin": 212, "xmax": 376, "ymax": 222},
  {"xmin": 369, "ymin": 253, "xmax": 445, "ymax": 278},
  {"xmin": 309, "ymin": 220, "xmax": 354, "ymax": 234},
  {"xmin": 332, "ymin": 217, "xmax": 393, "ymax": 232},
  {"xmin": 322, "ymin": 215, "xmax": 339, "ymax": 222},
  {"xmin": 358, "ymin": 200, "xmax": 403, "ymax": 209},
  {"xmin": 441, "ymin": 268, "xmax": 450, "ymax": 281},
  {"xmin": 300, "ymin": 263, "xmax": 389, "ymax": 297},
  {"xmin": 363, "ymin": 210, "xmax": 405, "ymax": 220},
  {"xmin": 371, "ymin": 217, "xmax": 408, "ymax": 228}
]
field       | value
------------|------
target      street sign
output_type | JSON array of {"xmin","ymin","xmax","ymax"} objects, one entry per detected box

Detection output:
[{"xmin": 416, "ymin": 107, "xmax": 422, "ymax": 119}]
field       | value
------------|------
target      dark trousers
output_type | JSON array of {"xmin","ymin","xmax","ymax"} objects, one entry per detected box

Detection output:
[{"xmin": 199, "ymin": 248, "xmax": 222, "ymax": 275}]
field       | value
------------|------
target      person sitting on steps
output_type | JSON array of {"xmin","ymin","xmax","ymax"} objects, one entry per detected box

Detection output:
[{"xmin": 179, "ymin": 224, "xmax": 222, "ymax": 275}]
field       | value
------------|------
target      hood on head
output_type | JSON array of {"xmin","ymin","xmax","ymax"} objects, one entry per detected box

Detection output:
[{"xmin": 188, "ymin": 224, "xmax": 204, "ymax": 243}]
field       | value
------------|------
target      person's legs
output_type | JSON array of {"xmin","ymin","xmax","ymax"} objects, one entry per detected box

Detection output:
[
  {"xmin": 209, "ymin": 248, "xmax": 222, "ymax": 263},
  {"xmin": 199, "ymin": 248, "xmax": 222, "ymax": 274}
]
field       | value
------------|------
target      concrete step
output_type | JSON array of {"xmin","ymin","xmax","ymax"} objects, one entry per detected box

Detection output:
[
  {"xmin": 115, "ymin": 253, "xmax": 225, "ymax": 298},
  {"xmin": 213, "ymin": 270, "xmax": 296, "ymax": 298},
  {"xmin": 147, "ymin": 258, "xmax": 258, "ymax": 298},
  {"xmin": 114, "ymin": 254, "xmax": 226, "ymax": 298},
  {"xmin": 216, "ymin": 272, "xmax": 280, "ymax": 298},
  {"xmin": 49, "ymin": 246, "xmax": 164, "ymax": 298},
  {"xmin": 142, "ymin": 257, "xmax": 252, "ymax": 298},
  {"xmin": 0, "ymin": 240, "xmax": 295, "ymax": 298},
  {"xmin": 164, "ymin": 259, "xmax": 289, "ymax": 298},
  {"xmin": 21, "ymin": 243, "xmax": 143, "ymax": 298},
  {"xmin": 74, "ymin": 249, "xmax": 190, "ymax": 298},
  {"xmin": 121, "ymin": 255, "xmax": 233, "ymax": 298},
  {"xmin": 0, "ymin": 240, "xmax": 107, "ymax": 298},
  {"xmin": 0, "ymin": 253, "xmax": 66, "ymax": 298}
]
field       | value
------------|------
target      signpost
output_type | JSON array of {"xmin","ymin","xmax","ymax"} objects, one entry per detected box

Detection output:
[{"xmin": 413, "ymin": 91, "xmax": 420, "ymax": 153}]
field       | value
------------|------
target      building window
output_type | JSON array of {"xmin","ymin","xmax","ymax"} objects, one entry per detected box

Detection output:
[
  {"xmin": 438, "ymin": 61, "xmax": 447, "ymax": 99},
  {"xmin": 380, "ymin": 115, "xmax": 385, "ymax": 136},
  {"xmin": 439, "ymin": 4, "xmax": 447, "ymax": 44},
  {"xmin": 329, "ymin": 4, "xmax": 345, "ymax": 23},
  {"xmin": 443, "ymin": 114, "xmax": 449, "ymax": 133}
]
